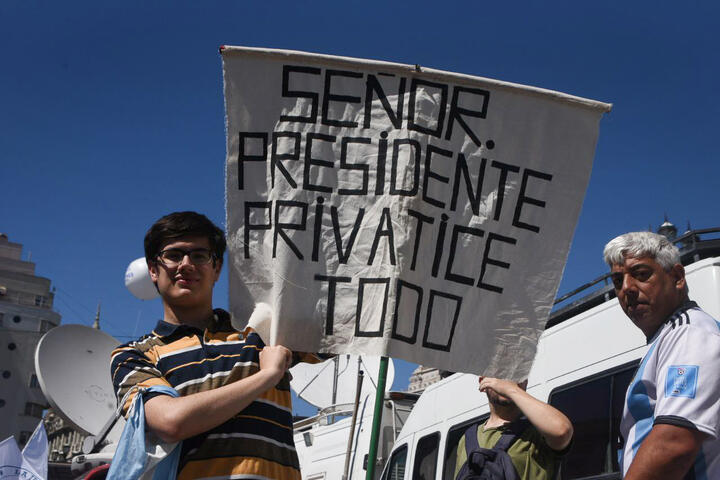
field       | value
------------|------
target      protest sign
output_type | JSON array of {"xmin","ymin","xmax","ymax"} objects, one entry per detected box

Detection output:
[{"xmin": 222, "ymin": 46, "xmax": 610, "ymax": 378}]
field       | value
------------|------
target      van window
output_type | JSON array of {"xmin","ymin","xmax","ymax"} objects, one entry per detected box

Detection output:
[
  {"xmin": 383, "ymin": 444, "xmax": 408, "ymax": 480},
  {"xmin": 549, "ymin": 363, "xmax": 636, "ymax": 479},
  {"xmin": 412, "ymin": 432, "xmax": 439, "ymax": 480},
  {"xmin": 442, "ymin": 414, "xmax": 488, "ymax": 479}
]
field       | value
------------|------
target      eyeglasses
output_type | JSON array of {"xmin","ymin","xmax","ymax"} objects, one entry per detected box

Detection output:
[{"xmin": 156, "ymin": 248, "xmax": 214, "ymax": 267}]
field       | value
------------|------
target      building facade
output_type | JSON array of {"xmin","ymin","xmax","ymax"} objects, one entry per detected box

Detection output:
[
  {"xmin": 407, "ymin": 365, "xmax": 445, "ymax": 393},
  {"xmin": 0, "ymin": 233, "xmax": 61, "ymax": 444}
]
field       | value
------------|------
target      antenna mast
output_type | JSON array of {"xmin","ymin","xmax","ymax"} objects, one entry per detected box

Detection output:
[{"xmin": 93, "ymin": 302, "xmax": 101, "ymax": 330}]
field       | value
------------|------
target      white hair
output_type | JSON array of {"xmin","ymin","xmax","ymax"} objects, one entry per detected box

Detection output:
[{"xmin": 603, "ymin": 231, "xmax": 681, "ymax": 270}]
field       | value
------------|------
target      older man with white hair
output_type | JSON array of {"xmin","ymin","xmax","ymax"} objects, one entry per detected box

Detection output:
[{"xmin": 604, "ymin": 231, "xmax": 720, "ymax": 480}]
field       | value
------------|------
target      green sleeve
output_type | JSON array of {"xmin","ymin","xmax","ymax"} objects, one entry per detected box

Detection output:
[{"xmin": 454, "ymin": 435, "xmax": 467, "ymax": 479}]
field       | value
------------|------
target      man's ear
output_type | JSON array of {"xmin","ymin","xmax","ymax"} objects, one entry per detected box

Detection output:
[
  {"xmin": 213, "ymin": 259, "xmax": 223, "ymax": 282},
  {"xmin": 147, "ymin": 261, "xmax": 159, "ymax": 283},
  {"xmin": 671, "ymin": 264, "xmax": 686, "ymax": 291}
]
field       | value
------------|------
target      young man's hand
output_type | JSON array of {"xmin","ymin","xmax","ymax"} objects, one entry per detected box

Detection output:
[
  {"xmin": 146, "ymin": 343, "xmax": 294, "ymax": 443},
  {"xmin": 259, "ymin": 345, "xmax": 293, "ymax": 381},
  {"xmin": 479, "ymin": 376, "xmax": 523, "ymax": 398},
  {"xmin": 478, "ymin": 375, "xmax": 573, "ymax": 451}
]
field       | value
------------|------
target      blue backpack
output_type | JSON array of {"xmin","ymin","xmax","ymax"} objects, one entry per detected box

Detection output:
[{"xmin": 455, "ymin": 420, "xmax": 528, "ymax": 480}]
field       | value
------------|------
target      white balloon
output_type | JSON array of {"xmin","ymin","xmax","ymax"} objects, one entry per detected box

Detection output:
[{"xmin": 124, "ymin": 257, "xmax": 159, "ymax": 300}]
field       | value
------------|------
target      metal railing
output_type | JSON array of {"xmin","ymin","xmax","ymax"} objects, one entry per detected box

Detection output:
[
  {"xmin": 0, "ymin": 290, "xmax": 53, "ymax": 309},
  {"xmin": 548, "ymin": 227, "xmax": 720, "ymax": 326}
]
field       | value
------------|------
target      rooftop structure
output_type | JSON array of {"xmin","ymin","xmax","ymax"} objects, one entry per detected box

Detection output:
[{"xmin": 549, "ymin": 222, "xmax": 720, "ymax": 328}]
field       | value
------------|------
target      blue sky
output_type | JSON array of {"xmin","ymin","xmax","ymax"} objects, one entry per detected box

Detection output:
[{"xmin": 2, "ymin": 1, "xmax": 718, "ymax": 416}]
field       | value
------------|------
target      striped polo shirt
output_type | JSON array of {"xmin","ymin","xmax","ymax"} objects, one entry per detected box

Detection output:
[
  {"xmin": 620, "ymin": 301, "xmax": 720, "ymax": 479},
  {"xmin": 110, "ymin": 309, "xmax": 314, "ymax": 480}
]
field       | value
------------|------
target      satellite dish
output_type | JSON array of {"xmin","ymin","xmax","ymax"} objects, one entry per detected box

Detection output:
[
  {"xmin": 290, "ymin": 355, "xmax": 395, "ymax": 409},
  {"xmin": 124, "ymin": 257, "xmax": 159, "ymax": 300},
  {"xmin": 35, "ymin": 325, "xmax": 122, "ymax": 437}
]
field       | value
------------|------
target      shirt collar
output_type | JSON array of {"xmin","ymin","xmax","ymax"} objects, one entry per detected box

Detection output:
[
  {"xmin": 151, "ymin": 309, "xmax": 231, "ymax": 337},
  {"xmin": 151, "ymin": 319, "xmax": 198, "ymax": 338},
  {"xmin": 647, "ymin": 300, "xmax": 698, "ymax": 343}
]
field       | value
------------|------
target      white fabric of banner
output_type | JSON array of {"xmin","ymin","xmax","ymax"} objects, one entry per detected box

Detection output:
[{"xmin": 222, "ymin": 46, "xmax": 610, "ymax": 379}]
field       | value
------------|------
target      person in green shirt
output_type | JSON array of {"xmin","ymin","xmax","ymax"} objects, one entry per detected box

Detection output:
[{"xmin": 455, "ymin": 377, "xmax": 574, "ymax": 480}]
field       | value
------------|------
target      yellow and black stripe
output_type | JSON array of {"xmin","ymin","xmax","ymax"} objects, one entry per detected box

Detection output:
[{"xmin": 110, "ymin": 309, "xmax": 321, "ymax": 480}]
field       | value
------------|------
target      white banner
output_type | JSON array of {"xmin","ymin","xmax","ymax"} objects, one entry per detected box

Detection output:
[{"xmin": 222, "ymin": 46, "xmax": 610, "ymax": 379}]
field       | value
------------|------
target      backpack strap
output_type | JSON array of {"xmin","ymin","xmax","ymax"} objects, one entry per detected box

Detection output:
[
  {"xmin": 493, "ymin": 418, "xmax": 529, "ymax": 452},
  {"xmin": 464, "ymin": 423, "xmax": 481, "ymax": 457},
  {"xmin": 454, "ymin": 424, "xmax": 482, "ymax": 480}
]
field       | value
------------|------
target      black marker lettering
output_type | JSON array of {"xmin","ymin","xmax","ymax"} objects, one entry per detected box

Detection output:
[
  {"xmin": 273, "ymin": 200, "xmax": 307, "ymax": 260},
  {"xmin": 407, "ymin": 209, "xmax": 434, "ymax": 271},
  {"xmin": 243, "ymin": 202, "xmax": 272, "ymax": 259},
  {"xmin": 512, "ymin": 168, "xmax": 553, "ymax": 233},
  {"xmin": 451, "ymin": 154, "xmax": 487, "ymax": 215},
  {"xmin": 331, "ymin": 205, "xmax": 365, "ymax": 264},
  {"xmin": 311, "ymin": 197, "xmax": 325, "ymax": 262},
  {"xmin": 355, "ymin": 278, "xmax": 390, "ymax": 337},
  {"xmin": 408, "ymin": 78, "xmax": 448, "ymax": 138},
  {"xmin": 431, "ymin": 214, "xmax": 449, "ymax": 278},
  {"xmin": 315, "ymin": 274, "xmax": 352, "ymax": 335},
  {"xmin": 391, "ymin": 279, "xmax": 423, "ymax": 344},
  {"xmin": 237, "ymin": 132, "xmax": 267, "ymax": 190},
  {"xmin": 390, "ymin": 138, "xmax": 421, "ymax": 196},
  {"xmin": 445, "ymin": 224, "xmax": 485, "ymax": 286},
  {"xmin": 364, "ymin": 74, "xmax": 406, "ymax": 129},
  {"xmin": 478, "ymin": 232, "xmax": 517, "ymax": 293},
  {"xmin": 339, "ymin": 136, "xmax": 371, "ymax": 195},
  {"xmin": 422, "ymin": 144, "xmax": 453, "ymax": 209},
  {"xmin": 280, "ymin": 65, "xmax": 320, "ymax": 123},
  {"xmin": 271, "ymin": 131, "xmax": 300, "ymax": 188},
  {"xmin": 303, "ymin": 132, "xmax": 335, "ymax": 193},
  {"xmin": 368, "ymin": 207, "xmax": 396, "ymax": 266},
  {"xmin": 322, "ymin": 69, "xmax": 363, "ymax": 128},
  {"xmin": 445, "ymin": 86, "xmax": 489, "ymax": 146},
  {"xmin": 490, "ymin": 160, "xmax": 520, "ymax": 221}
]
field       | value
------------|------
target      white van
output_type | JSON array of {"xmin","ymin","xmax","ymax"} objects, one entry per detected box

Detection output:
[
  {"xmin": 294, "ymin": 390, "xmax": 419, "ymax": 480},
  {"xmin": 381, "ymin": 244, "xmax": 720, "ymax": 479}
]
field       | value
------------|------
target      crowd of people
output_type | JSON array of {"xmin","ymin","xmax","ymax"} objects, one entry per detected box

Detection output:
[{"xmin": 109, "ymin": 211, "xmax": 720, "ymax": 479}]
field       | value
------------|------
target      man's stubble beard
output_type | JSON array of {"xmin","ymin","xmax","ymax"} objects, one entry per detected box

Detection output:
[{"xmin": 487, "ymin": 390, "xmax": 515, "ymax": 407}]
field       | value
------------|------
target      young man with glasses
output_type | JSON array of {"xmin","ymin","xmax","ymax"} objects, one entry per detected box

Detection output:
[{"xmin": 111, "ymin": 211, "xmax": 311, "ymax": 479}]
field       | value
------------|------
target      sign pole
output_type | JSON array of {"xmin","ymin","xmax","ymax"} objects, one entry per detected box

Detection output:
[
  {"xmin": 342, "ymin": 358, "xmax": 364, "ymax": 480},
  {"xmin": 365, "ymin": 356, "xmax": 389, "ymax": 480}
]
